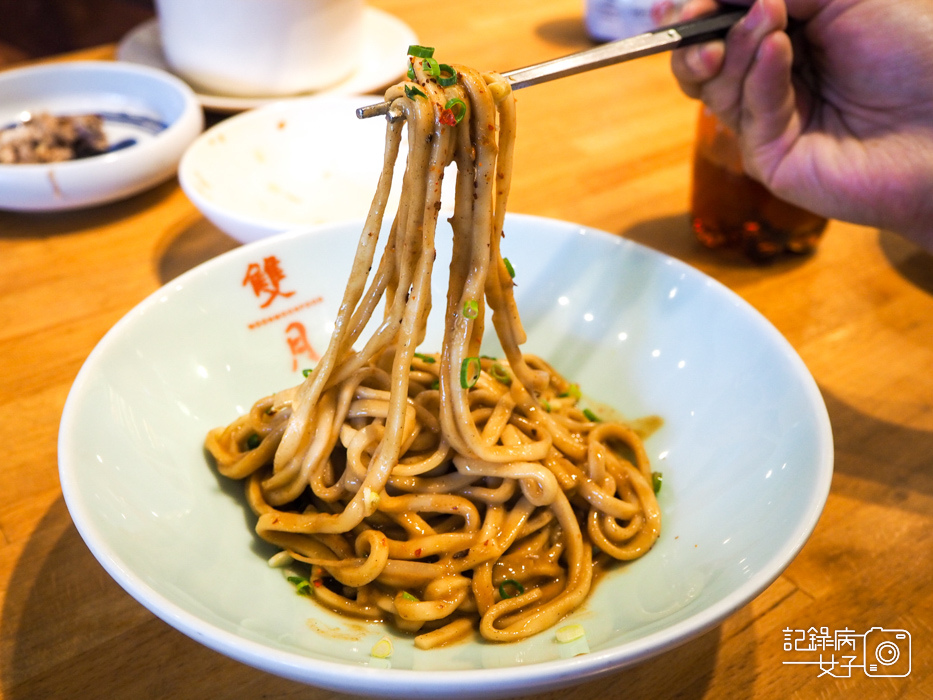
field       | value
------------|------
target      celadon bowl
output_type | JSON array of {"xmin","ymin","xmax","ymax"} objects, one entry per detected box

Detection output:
[{"xmin": 58, "ymin": 214, "xmax": 833, "ymax": 698}]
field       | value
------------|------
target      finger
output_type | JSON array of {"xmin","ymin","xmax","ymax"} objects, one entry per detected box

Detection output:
[
  {"xmin": 669, "ymin": 0, "xmax": 728, "ymax": 97},
  {"xmin": 738, "ymin": 30, "xmax": 798, "ymax": 184},
  {"xmin": 703, "ymin": 0, "xmax": 788, "ymax": 128},
  {"xmin": 782, "ymin": 0, "xmax": 825, "ymax": 21},
  {"xmin": 676, "ymin": 0, "xmax": 726, "ymax": 21},
  {"xmin": 671, "ymin": 41, "xmax": 726, "ymax": 97}
]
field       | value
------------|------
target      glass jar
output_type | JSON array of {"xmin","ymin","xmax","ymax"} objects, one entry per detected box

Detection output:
[{"xmin": 690, "ymin": 106, "xmax": 827, "ymax": 261}]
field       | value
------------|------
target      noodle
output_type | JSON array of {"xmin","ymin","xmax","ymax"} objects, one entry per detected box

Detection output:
[{"xmin": 205, "ymin": 51, "xmax": 661, "ymax": 648}]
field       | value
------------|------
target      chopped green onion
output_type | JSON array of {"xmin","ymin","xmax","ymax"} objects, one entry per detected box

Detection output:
[
  {"xmin": 583, "ymin": 408, "xmax": 600, "ymax": 422},
  {"xmin": 438, "ymin": 64, "xmax": 457, "ymax": 86},
  {"xmin": 401, "ymin": 591, "xmax": 419, "ymax": 602},
  {"xmin": 405, "ymin": 84, "xmax": 427, "ymax": 99},
  {"xmin": 460, "ymin": 356, "xmax": 481, "ymax": 389},
  {"xmin": 413, "ymin": 352, "xmax": 436, "ymax": 363},
  {"xmin": 371, "ymin": 637, "xmax": 394, "ymax": 659},
  {"xmin": 503, "ymin": 257, "xmax": 515, "ymax": 278},
  {"xmin": 556, "ymin": 624, "xmax": 586, "ymax": 643},
  {"xmin": 490, "ymin": 362, "xmax": 511, "ymax": 386},
  {"xmin": 444, "ymin": 97, "xmax": 467, "ymax": 124},
  {"xmin": 559, "ymin": 384, "xmax": 582, "ymax": 400},
  {"xmin": 422, "ymin": 57, "xmax": 440, "ymax": 78},
  {"xmin": 652, "ymin": 471, "xmax": 663, "ymax": 494},
  {"xmin": 498, "ymin": 579, "xmax": 525, "ymax": 599},
  {"xmin": 246, "ymin": 433, "xmax": 262, "ymax": 450},
  {"xmin": 267, "ymin": 550, "xmax": 293, "ymax": 568},
  {"xmin": 462, "ymin": 299, "xmax": 479, "ymax": 319},
  {"xmin": 302, "ymin": 367, "xmax": 313, "ymax": 377},
  {"xmin": 407, "ymin": 64, "xmax": 415, "ymax": 80},
  {"xmin": 430, "ymin": 379, "xmax": 440, "ymax": 390},
  {"xmin": 287, "ymin": 575, "xmax": 312, "ymax": 596},
  {"xmin": 362, "ymin": 487, "xmax": 381, "ymax": 511},
  {"xmin": 407, "ymin": 44, "xmax": 435, "ymax": 58},
  {"xmin": 542, "ymin": 400, "xmax": 552, "ymax": 413}
]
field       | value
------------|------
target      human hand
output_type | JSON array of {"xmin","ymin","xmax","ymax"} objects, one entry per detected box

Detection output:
[{"xmin": 671, "ymin": 0, "xmax": 933, "ymax": 249}]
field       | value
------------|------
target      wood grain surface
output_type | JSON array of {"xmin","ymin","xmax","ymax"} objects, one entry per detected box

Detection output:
[{"xmin": 1, "ymin": 1, "xmax": 931, "ymax": 698}]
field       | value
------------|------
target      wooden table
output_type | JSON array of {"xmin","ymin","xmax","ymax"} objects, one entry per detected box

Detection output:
[{"xmin": 2, "ymin": 1, "xmax": 931, "ymax": 697}]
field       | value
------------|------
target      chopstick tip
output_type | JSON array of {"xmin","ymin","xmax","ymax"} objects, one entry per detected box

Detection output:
[{"xmin": 356, "ymin": 102, "xmax": 391, "ymax": 120}]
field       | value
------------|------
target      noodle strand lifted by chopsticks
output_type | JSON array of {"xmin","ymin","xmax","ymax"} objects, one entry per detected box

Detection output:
[{"xmin": 205, "ymin": 53, "xmax": 661, "ymax": 648}]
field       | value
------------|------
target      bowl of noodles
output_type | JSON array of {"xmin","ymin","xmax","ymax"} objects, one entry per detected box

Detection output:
[
  {"xmin": 59, "ymin": 212, "xmax": 833, "ymax": 698},
  {"xmin": 60, "ymin": 56, "xmax": 831, "ymax": 698}
]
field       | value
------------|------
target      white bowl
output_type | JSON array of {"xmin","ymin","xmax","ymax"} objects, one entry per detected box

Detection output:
[
  {"xmin": 0, "ymin": 61, "xmax": 203, "ymax": 211},
  {"xmin": 117, "ymin": 9, "xmax": 418, "ymax": 113},
  {"xmin": 155, "ymin": 0, "xmax": 365, "ymax": 98},
  {"xmin": 58, "ymin": 215, "xmax": 833, "ymax": 698},
  {"xmin": 178, "ymin": 95, "xmax": 413, "ymax": 243}
]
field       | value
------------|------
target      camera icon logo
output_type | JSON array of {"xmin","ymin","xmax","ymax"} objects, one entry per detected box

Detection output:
[{"xmin": 863, "ymin": 627, "xmax": 911, "ymax": 677}]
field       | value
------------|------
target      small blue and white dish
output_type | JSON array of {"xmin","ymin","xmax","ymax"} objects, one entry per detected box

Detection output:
[{"xmin": 0, "ymin": 60, "xmax": 202, "ymax": 211}]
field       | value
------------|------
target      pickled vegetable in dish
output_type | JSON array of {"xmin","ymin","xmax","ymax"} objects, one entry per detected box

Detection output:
[{"xmin": 0, "ymin": 112, "xmax": 108, "ymax": 164}]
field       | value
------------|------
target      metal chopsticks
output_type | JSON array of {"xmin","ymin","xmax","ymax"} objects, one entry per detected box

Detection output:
[{"xmin": 355, "ymin": 4, "xmax": 748, "ymax": 120}]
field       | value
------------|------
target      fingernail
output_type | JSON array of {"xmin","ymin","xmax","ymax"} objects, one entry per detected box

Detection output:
[
  {"xmin": 741, "ymin": 0, "xmax": 767, "ymax": 32},
  {"xmin": 685, "ymin": 42, "xmax": 724, "ymax": 79},
  {"xmin": 684, "ymin": 45, "xmax": 706, "ymax": 76}
]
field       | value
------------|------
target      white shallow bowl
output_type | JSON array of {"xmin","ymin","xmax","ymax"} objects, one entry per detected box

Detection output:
[
  {"xmin": 0, "ymin": 61, "xmax": 202, "ymax": 211},
  {"xmin": 179, "ymin": 95, "xmax": 423, "ymax": 243},
  {"xmin": 59, "ymin": 215, "xmax": 833, "ymax": 699}
]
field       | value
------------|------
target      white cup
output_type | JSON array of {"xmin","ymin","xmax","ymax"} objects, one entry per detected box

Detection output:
[{"xmin": 155, "ymin": 0, "xmax": 364, "ymax": 97}]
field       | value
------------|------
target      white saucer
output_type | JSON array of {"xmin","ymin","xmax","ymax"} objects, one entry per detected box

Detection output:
[{"xmin": 116, "ymin": 8, "xmax": 417, "ymax": 113}]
